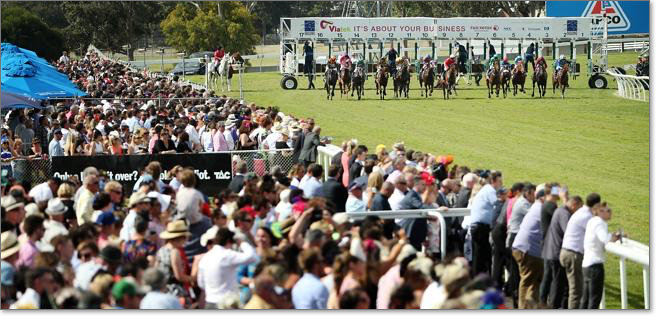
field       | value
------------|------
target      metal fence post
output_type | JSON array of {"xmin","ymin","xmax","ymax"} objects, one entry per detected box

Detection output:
[{"xmin": 619, "ymin": 257, "xmax": 628, "ymax": 309}]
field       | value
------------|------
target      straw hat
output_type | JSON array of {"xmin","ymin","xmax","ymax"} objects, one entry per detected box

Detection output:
[
  {"xmin": 45, "ymin": 198, "xmax": 67, "ymax": 216},
  {"xmin": 160, "ymin": 220, "xmax": 191, "ymax": 240},
  {"xmin": 1, "ymin": 232, "xmax": 20, "ymax": 260}
]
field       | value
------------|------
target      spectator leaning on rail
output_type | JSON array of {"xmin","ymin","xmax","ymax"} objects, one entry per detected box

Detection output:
[
  {"xmin": 468, "ymin": 171, "xmax": 503, "ymax": 277},
  {"xmin": 560, "ymin": 192, "xmax": 601, "ymax": 309}
]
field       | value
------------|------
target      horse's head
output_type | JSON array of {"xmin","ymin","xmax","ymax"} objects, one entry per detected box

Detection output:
[{"xmin": 562, "ymin": 63, "xmax": 570, "ymax": 73}]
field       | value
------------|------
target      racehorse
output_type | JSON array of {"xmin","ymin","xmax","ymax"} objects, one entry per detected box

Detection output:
[
  {"xmin": 338, "ymin": 67, "xmax": 352, "ymax": 98},
  {"xmin": 440, "ymin": 64, "xmax": 458, "ymax": 100},
  {"xmin": 351, "ymin": 66, "xmax": 366, "ymax": 100},
  {"xmin": 553, "ymin": 63, "xmax": 569, "ymax": 99},
  {"xmin": 324, "ymin": 67, "xmax": 338, "ymax": 100},
  {"xmin": 531, "ymin": 63, "xmax": 547, "ymax": 98},
  {"xmin": 499, "ymin": 65, "xmax": 511, "ymax": 98},
  {"xmin": 486, "ymin": 63, "xmax": 501, "ymax": 98},
  {"xmin": 511, "ymin": 63, "xmax": 526, "ymax": 96},
  {"xmin": 419, "ymin": 63, "xmax": 435, "ymax": 98},
  {"xmin": 375, "ymin": 66, "xmax": 389, "ymax": 100},
  {"xmin": 394, "ymin": 64, "xmax": 411, "ymax": 99}
]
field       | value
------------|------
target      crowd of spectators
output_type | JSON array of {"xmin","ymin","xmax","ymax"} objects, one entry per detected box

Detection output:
[{"xmin": 1, "ymin": 49, "xmax": 625, "ymax": 310}]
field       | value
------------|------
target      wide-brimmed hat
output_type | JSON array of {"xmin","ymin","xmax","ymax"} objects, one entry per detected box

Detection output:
[
  {"xmin": 2, "ymin": 195, "xmax": 24, "ymax": 212},
  {"xmin": 25, "ymin": 203, "xmax": 44, "ymax": 218},
  {"xmin": 147, "ymin": 191, "xmax": 171, "ymax": 212},
  {"xmin": 224, "ymin": 119, "xmax": 235, "ymax": 129},
  {"xmin": 160, "ymin": 220, "xmax": 191, "ymax": 240},
  {"xmin": 128, "ymin": 192, "xmax": 150, "ymax": 207},
  {"xmin": 1, "ymin": 231, "xmax": 20, "ymax": 260}
]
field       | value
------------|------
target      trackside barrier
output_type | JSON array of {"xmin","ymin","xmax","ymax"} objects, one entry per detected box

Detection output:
[
  {"xmin": 607, "ymin": 70, "xmax": 649, "ymax": 102},
  {"xmin": 345, "ymin": 208, "xmax": 471, "ymax": 259},
  {"xmin": 600, "ymin": 238, "xmax": 650, "ymax": 309},
  {"xmin": 316, "ymin": 144, "xmax": 343, "ymax": 182}
]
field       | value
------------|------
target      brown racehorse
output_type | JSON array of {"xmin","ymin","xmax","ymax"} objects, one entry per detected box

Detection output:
[
  {"xmin": 511, "ymin": 63, "xmax": 526, "ymax": 96},
  {"xmin": 553, "ymin": 63, "xmax": 569, "ymax": 99},
  {"xmin": 531, "ymin": 63, "xmax": 547, "ymax": 98},
  {"xmin": 486, "ymin": 63, "xmax": 501, "ymax": 98},
  {"xmin": 440, "ymin": 64, "xmax": 458, "ymax": 100},
  {"xmin": 500, "ymin": 65, "xmax": 511, "ymax": 99},
  {"xmin": 338, "ymin": 67, "xmax": 351, "ymax": 98},
  {"xmin": 375, "ymin": 66, "xmax": 389, "ymax": 100},
  {"xmin": 419, "ymin": 63, "xmax": 435, "ymax": 98},
  {"xmin": 394, "ymin": 64, "xmax": 411, "ymax": 99}
]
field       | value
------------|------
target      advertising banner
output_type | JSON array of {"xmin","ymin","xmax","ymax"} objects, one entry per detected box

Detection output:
[
  {"xmin": 289, "ymin": 17, "xmax": 591, "ymax": 40},
  {"xmin": 546, "ymin": 1, "xmax": 649, "ymax": 35},
  {"xmin": 51, "ymin": 153, "xmax": 233, "ymax": 195}
]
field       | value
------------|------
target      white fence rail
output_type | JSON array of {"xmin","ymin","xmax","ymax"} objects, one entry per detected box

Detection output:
[
  {"xmin": 316, "ymin": 144, "xmax": 343, "ymax": 182},
  {"xmin": 607, "ymin": 70, "xmax": 649, "ymax": 102},
  {"xmin": 601, "ymin": 238, "xmax": 650, "ymax": 309},
  {"xmin": 344, "ymin": 208, "xmax": 471, "ymax": 260}
]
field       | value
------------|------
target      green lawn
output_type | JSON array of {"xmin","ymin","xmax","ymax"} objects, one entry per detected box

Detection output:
[{"xmin": 188, "ymin": 52, "xmax": 649, "ymax": 309}]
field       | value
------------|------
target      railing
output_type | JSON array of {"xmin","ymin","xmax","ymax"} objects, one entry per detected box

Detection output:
[
  {"xmin": 606, "ymin": 70, "xmax": 649, "ymax": 102},
  {"xmin": 316, "ymin": 144, "xmax": 343, "ymax": 182},
  {"xmin": 344, "ymin": 208, "xmax": 471, "ymax": 259},
  {"xmin": 601, "ymin": 238, "xmax": 650, "ymax": 309}
]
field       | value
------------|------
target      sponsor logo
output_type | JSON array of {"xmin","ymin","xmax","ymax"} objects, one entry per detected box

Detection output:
[
  {"xmin": 581, "ymin": 1, "xmax": 630, "ymax": 32},
  {"xmin": 320, "ymin": 20, "xmax": 350, "ymax": 33},
  {"xmin": 566, "ymin": 19, "xmax": 578, "ymax": 35},
  {"xmin": 492, "ymin": 25, "xmax": 499, "ymax": 31},
  {"xmin": 304, "ymin": 20, "xmax": 315, "ymax": 35},
  {"xmin": 438, "ymin": 25, "xmax": 466, "ymax": 32},
  {"xmin": 503, "ymin": 26, "xmax": 512, "ymax": 31}
]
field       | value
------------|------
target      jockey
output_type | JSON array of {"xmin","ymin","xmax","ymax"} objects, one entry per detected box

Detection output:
[
  {"xmin": 355, "ymin": 59, "xmax": 366, "ymax": 70},
  {"xmin": 339, "ymin": 54, "xmax": 352, "ymax": 71},
  {"xmin": 500, "ymin": 56, "xmax": 511, "ymax": 70},
  {"xmin": 422, "ymin": 54, "xmax": 433, "ymax": 71},
  {"xmin": 443, "ymin": 54, "xmax": 456, "ymax": 78},
  {"xmin": 377, "ymin": 57, "xmax": 389, "ymax": 72},
  {"xmin": 214, "ymin": 47, "xmax": 225, "ymax": 63},
  {"xmin": 326, "ymin": 55, "xmax": 338, "ymax": 72},
  {"xmin": 488, "ymin": 54, "xmax": 501, "ymax": 71},
  {"xmin": 554, "ymin": 54, "xmax": 569, "ymax": 74},
  {"xmin": 535, "ymin": 56, "xmax": 547, "ymax": 70}
]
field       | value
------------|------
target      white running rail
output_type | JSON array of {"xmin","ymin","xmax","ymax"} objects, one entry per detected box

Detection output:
[
  {"xmin": 607, "ymin": 70, "xmax": 649, "ymax": 102},
  {"xmin": 600, "ymin": 238, "xmax": 650, "ymax": 309}
]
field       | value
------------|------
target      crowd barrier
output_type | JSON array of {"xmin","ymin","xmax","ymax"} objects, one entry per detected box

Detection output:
[
  {"xmin": 601, "ymin": 238, "xmax": 650, "ymax": 309},
  {"xmin": 607, "ymin": 69, "xmax": 649, "ymax": 102}
]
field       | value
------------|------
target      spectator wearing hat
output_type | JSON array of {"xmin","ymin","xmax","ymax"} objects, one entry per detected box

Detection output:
[
  {"xmin": 560, "ymin": 193, "xmax": 601, "ymax": 309},
  {"xmin": 292, "ymin": 248, "xmax": 329, "ymax": 309},
  {"xmin": 74, "ymin": 245, "xmax": 122, "ymax": 291},
  {"xmin": 111, "ymin": 278, "xmax": 142, "ymax": 309},
  {"xmin": 49, "ymin": 128, "xmax": 64, "ymax": 157},
  {"xmin": 197, "ymin": 227, "xmax": 257, "ymax": 309},
  {"xmin": 15, "ymin": 215, "xmax": 45, "ymax": 268},
  {"xmin": 322, "ymin": 164, "xmax": 348, "ymax": 213},
  {"xmin": 469, "ymin": 171, "xmax": 503, "ymax": 277},
  {"xmin": 119, "ymin": 192, "xmax": 151, "ymax": 243},
  {"xmin": 140, "ymin": 268, "xmax": 183, "ymax": 309},
  {"xmin": 40, "ymin": 198, "xmax": 69, "ymax": 248},
  {"xmin": 511, "ymin": 188, "xmax": 546, "ymax": 309},
  {"xmin": 1, "ymin": 195, "xmax": 25, "ymax": 234},
  {"xmin": 2, "ymin": 232, "xmax": 21, "ymax": 284},
  {"xmin": 75, "ymin": 174, "xmax": 99, "ymax": 225},
  {"xmin": 345, "ymin": 179, "xmax": 366, "ymax": 213},
  {"xmin": 540, "ymin": 195, "xmax": 583, "ymax": 309},
  {"xmin": 155, "ymin": 220, "xmax": 194, "ymax": 302}
]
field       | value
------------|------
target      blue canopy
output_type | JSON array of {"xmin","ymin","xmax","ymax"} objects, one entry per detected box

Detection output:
[
  {"xmin": 1, "ymin": 42, "xmax": 87, "ymax": 100},
  {"xmin": 1, "ymin": 87, "xmax": 43, "ymax": 109}
]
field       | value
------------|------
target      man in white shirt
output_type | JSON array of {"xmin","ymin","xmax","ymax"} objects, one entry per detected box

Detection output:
[
  {"xmin": 559, "ymin": 192, "xmax": 600, "ymax": 309},
  {"xmin": 28, "ymin": 179, "xmax": 59, "ymax": 205},
  {"xmin": 58, "ymin": 51, "xmax": 70, "ymax": 64},
  {"xmin": 388, "ymin": 175, "xmax": 407, "ymax": 211},
  {"xmin": 223, "ymin": 120, "xmax": 235, "ymax": 150},
  {"xmin": 345, "ymin": 180, "xmax": 366, "ymax": 213},
  {"xmin": 581, "ymin": 203, "xmax": 621, "ymax": 309},
  {"xmin": 184, "ymin": 118, "xmax": 201, "ymax": 151},
  {"xmin": 197, "ymin": 227, "xmax": 257, "ymax": 309}
]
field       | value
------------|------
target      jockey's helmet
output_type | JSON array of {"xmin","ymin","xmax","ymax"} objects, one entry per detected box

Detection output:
[
  {"xmin": 425, "ymin": 54, "xmax": 431, "ymax": 60},
  {"xmin": 560, "ymin": 54, "xmax": 565, "ymax": 60},
  {"xmin": 503, "ymin": 56, "xmax": 508, "ymax": 62}
]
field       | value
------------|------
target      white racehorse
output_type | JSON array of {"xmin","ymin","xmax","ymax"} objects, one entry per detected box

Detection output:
[{"xmin": 207, "ymin": 54, "xmax": 232, "ymax": 91}]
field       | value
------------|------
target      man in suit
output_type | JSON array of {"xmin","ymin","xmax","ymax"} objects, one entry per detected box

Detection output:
[
  {"xmin": 349, "ymin": 146, "xmax": 368, "ymax": 185},
  {"xmin": 298, "ymin": 125, "xmax": 325, "ymax": 169},
  {"xmin": 228, "ymin": 160, "xmax": 248, "ymax": 194},
  {"xmin": 371, "ymin": 181, "xmax": 396, "ymax": 239},
  {"xmin": 398, "ymin": 174, "xmax": 437, "ymax": 251},
  {"xmin": 322, "ymin": 164, "xmax": 348, "ymax": 213}
]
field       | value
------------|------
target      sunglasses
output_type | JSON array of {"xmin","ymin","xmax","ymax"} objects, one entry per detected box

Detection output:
[{"xmin": 242, "ymin": 218, "xmax": 254, "ymax": 223}]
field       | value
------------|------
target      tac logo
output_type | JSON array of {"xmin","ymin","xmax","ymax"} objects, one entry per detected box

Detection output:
[{"xmin": 581, "ymin": 1, "xmax": 630, "ymax": 32}]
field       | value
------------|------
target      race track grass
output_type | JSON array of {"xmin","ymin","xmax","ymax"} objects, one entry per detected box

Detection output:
[{"xmin": 189, "ymin": 52, "xmax": 649, "ymax": 309}]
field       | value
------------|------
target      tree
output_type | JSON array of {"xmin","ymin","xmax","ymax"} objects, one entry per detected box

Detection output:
[
  {"xmin": 61, "ymin": 1, "xmax": 161, "ymax": 60},
  {"xmin": 0, "ymin": 6, "xmax": 64, "ymax": 61},
  {"xmin": 161, "ymin": 1, "xmax": 260, "ymax": 54}
]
